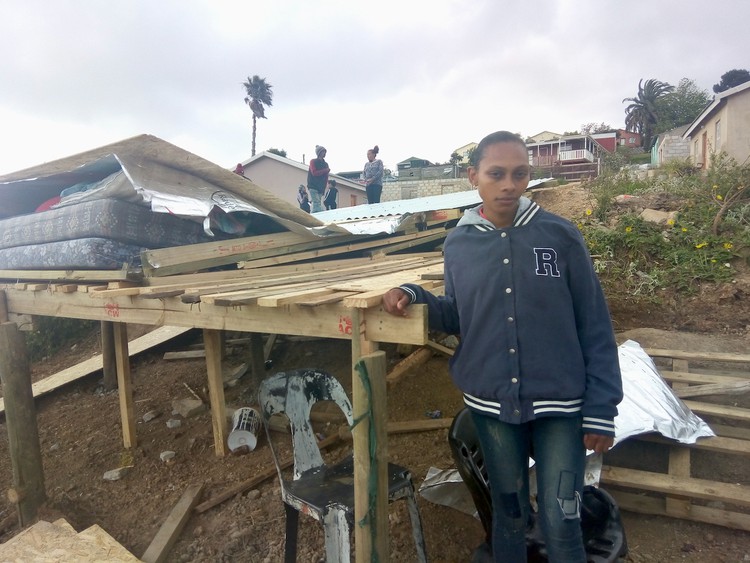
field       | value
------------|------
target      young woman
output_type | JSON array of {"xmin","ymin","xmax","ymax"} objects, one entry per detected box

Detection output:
[
  {"xmin": 362, "ymin": 145, "xmax": 383, "ymax": 204},
  {"xmin": 297, "ymin": 184, "xmax": 310, "ymax": 213},
  {"xmin": 382, "ymin": 131, "xmax": 623, "ymax": 562}
]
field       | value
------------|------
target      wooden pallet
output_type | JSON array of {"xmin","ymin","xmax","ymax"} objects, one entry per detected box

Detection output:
[{"xmin": 601, "ymin": 348, "xmax": 750, "ymax": 531}]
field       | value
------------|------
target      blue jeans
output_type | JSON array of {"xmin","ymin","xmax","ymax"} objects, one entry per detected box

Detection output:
[
  {"xmin": 470, "ymin": 412, "xmax": 586, "ymax": 563},
  {"xmin": 309, "ymin": 189, "xmax": 323, "ymax": 213}
]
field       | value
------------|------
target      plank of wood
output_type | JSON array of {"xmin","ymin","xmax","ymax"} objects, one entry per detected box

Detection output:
[
  {"xmin": 0, "ymin": 326, "xmax": 192, "ymax": 414},
  {"xmin": 386, "ymin": 347, "xmax": 433, "ymax": 387},
  {"xmin": 295, "ymin": 291, "xmax": 358, "ymax": 307},
  {"xmin": 163, "ymin": 350, "xmax": 206, "ymax": 360},
  {"xmin": 600, "ymin": 465, "xmax": 750, "ymax": 507},
  {"xmin": 646, "ymin": 348, "xmax": 750, "ymax": 364},
  {"xmin": 682, "ymin": 400, "xmax": 750, "ymax": 422},
  {"xmin": 143, "ymin": 232, "xmax": 362, "ymax": 277},
  {"xmin": 609, "ymin": 490, "xmax": 750, "ymax": 532},
  {"xmin": 235, "ymin": 233, "xmax": 440, "ymax": 270},
  {"xmin": 635, "ymin": 433, "xmax": 750, "ymax": 456},
  {"xmin": 0, "ymin": 269, "xmax": 137, "ymax": 282},
  {"xmin": 141, "ymin": 483, "xmax": 204, "ymax": 563},
  {"xmin": 674, "ymin": 381, "xmax": 750, "ymax": 398},
  {"xmin": 362, "ymin": 230, "xmax": 449, "ymax": 257},
  {"xmin": 660, "ymin": 370, "xmax": 749, "ymax": 385}
]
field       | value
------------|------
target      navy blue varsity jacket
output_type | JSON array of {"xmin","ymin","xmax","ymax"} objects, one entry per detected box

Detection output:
[{"xmin": 400, "ymin": 198, "xmax": 623, "ymax": 436}]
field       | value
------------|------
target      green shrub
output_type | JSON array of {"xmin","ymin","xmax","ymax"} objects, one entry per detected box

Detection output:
[{"xmin": 580, "ymin": 153, "xmax": 748, "ymax": 297}]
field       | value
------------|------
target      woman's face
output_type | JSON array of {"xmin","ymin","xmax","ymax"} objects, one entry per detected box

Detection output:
[
  {"xmin": 367, "ymin": 150, "xmax": 375, "ymax": 162},
  {"xmin": 468, "ymin": 141, "xmax": 530, "ymax": 225}
]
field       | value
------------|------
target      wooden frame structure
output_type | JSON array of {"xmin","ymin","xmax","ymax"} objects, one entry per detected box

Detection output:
[{"xmin": 601, "ymin": 348, "xmax": 750, "ymax": 531}]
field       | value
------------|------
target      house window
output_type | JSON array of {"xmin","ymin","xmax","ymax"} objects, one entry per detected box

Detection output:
[
  {"xmin": 715, "ymin": 120, "xmax": 721, "ymax": 151},
  {"xmin": 629, "ymin": 137, "xmax": 635, "ymax": 144},
  {"xmin": 350, "ymin": 194, "xmax": 357, "ymax": 207}
]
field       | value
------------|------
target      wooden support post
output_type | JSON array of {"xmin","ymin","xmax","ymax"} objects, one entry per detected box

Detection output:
[
  {"xmin": 351, "ymin": 305, "xmax": 387, "ymax": 562},
  {"xmin": 204, "ymin": 329, "xmax": 228, "ymax": 457},
  {"xmin": 101, "ymin": 321, "xmax": 117, "ymax": 390},
  {"xmin": 249, "ymin": 333, "xmax": 266, "ymax": 386},
  {"xmin": 0, "ymin": 290, "xmax": 8, "ymax": 323},
  {"xmin": 113, "ymin": 323, "xmax": 137, "ymax": 449},
  {"xmin": 0, "ymin": 321, "xmax": 46, "ymax": 527},
  {"xmin": 666, "ymin": 358, "xmax": 692, "ymax": 517}
]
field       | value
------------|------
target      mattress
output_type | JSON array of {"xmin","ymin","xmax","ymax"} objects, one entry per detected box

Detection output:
[
  {"xmin": 0, "ymin": 198, "xmax": 212, "ymax": 251},
  {"xmin": 0, "ymin": 238, "xmax": 144, "ymax": 270}
]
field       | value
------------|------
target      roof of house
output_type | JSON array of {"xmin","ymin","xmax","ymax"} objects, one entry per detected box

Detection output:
[
  {"xmin": 241, "ymin": 151, "xmax": 365, "ymax": 191},
  {"xmin": 683, "ymin": 81, "xmax": 750, "ymax": 139}
]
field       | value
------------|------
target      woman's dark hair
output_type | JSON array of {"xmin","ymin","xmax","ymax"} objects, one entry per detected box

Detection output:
[
  {"xmin": 470, "ymin": 131, "xmax": 526, "ymax": 167},
  {"xmin": 370, "ymin": 145, "xmax": 379, "ymax": 155}
]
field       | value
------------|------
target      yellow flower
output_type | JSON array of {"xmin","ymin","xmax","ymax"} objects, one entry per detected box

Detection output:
[
  {"xmin": 724, "ymin": 242, "xmax": 733, "ymax": 249},
  {"xmin": 667, "ymin": 219, "xmax": 675, "ymax": 226},
  {"xmin": 711, "ymin": 259, "xmax": 717, "ymax": 263},
  {"xmin": 585, "ymin": 209, "xmax": 592, "ymax": 216},
  {"xmin": 625, "ymin": 226, "xmax": 633, "ymax": 233},
  {"xmin": 713, "ymin": 185, "xmax": 719, "ymax": 189},
  {"xmin": 716, "ymin": 194, "xmax": 723, "ymax": 200},
  {"xmin": 681, "ymin": 227, "xmax": 688, "ymax": 232},
  {"xmin": 695, "ymin": 242, "xmax": 707, "ymax": 249}
]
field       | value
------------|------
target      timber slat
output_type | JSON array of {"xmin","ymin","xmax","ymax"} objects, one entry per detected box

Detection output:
[{"xmin": 600, "ymin": 465, "xmax": 750, "ymax": 507}]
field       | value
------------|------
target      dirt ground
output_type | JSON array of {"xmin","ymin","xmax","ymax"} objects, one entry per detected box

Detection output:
[{"xmin": 1, "ymin": 185, "xmax": 749, "ymax": 562}]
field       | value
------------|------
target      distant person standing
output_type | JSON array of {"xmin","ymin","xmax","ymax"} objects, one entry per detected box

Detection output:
[
  {"xmin": 323, "ymin": 179, "xmax": 339, "ymax": 210},
  {"xmin": 363, "ymin": 145, "xmax": 384, "ymax": 204},
  {"xmin": 307, "ymin": 145, "xmax": 330, "ymax": 213},
  {"xmin": 297, "ymin": 184, "xmax": 311, "ymax": 213}
]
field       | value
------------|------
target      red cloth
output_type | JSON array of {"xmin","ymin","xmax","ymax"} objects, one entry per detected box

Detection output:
[{"xmin": 35, "ymin": 196, "xmax": 61, "ymax": 212}]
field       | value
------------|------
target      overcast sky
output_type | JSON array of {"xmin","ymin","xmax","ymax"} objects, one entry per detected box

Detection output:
[{"xmin": 1, "ymin": 0, "xmax": 748, "ymax": 178}]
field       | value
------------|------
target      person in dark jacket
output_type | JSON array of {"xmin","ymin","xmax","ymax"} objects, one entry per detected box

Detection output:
[
  {"xmin": 307, "ymin": 145, "xmax": 330, "ymax": 213},
  {"xmin": 382, "ymin": 130, "xmax": 623, "ymax": 562},
  {"xmin": 323, "ymin": 179, "xmax": 339, "ymax": 210}
]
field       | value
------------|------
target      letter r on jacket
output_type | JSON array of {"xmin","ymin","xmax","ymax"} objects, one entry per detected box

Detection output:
[{"xmin": 534, "ymin": 247, "xmax": 560, "ymax": 277}]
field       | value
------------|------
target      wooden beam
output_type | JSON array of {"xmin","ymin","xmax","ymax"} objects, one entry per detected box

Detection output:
[
  {"xmin": 113, "ymin": 323, "xmax": 136, "ymax": 449},
  {"xmin": 141, "ymin": 483, "xmax": 204, "ymax": 563},
  {"xmin": 610, "ymin": 490, "xmax": 750, "ymax": 532},
  {"xmin": 0, "ymin": 322, "xmax": 46, "ymax": 526},
  {"xmin": 601, "ymin": 465, "xmax": 750, "ymax": 507},
  {"xmin": 101, "ymin": 321, "xmax": 117, "ymax": 390},
  {"xmin": 352, "ymin": 350, "xmax": 388, "ymax": 563},
  {"xmin": 203, "ymin": 329, "xmax": 228, "ymax": 457},
  {"xmin": 4, "ymin": 284, "xmax": 430, "ymax": 345},
  {"xmin": 646, "ymin": 348, "xmax": 750, "ymax": 364},
  {"xmin": 673, "ymin": 381, "xmax": 750, "ymax": 398},
  {"xmin": 386, "ymin": 347, "xmax": 433, "ymax": 388}
]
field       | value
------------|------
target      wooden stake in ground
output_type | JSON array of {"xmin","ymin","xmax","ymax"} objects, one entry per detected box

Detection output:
[{"xmin": 0, "ymin": 321, "xmax": 46, "ymax": 527}]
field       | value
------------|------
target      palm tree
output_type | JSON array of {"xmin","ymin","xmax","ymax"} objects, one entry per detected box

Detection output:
[
  {"xmin": 243, "ymin": 75, "xmax": 273, "ymax": 156},
  {"xmin": 622, "ymin": 78, "xmax": 673, "ymax": 149}
]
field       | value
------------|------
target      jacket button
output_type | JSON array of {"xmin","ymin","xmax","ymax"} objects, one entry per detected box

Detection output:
[
  {"xmin": 513, "ymin": 409, "xmax": 520, "ymax": 416},
  {"xmin": 511, "ymin": 378, "xmax": 518, "ymax": 383},
  {"xmin": 509, "ymin": 348, "xmax": 516, "ymax": 354},
  {"xmin": 505, "ymin": 288, "xmax": 512, "ymax": 294}
]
